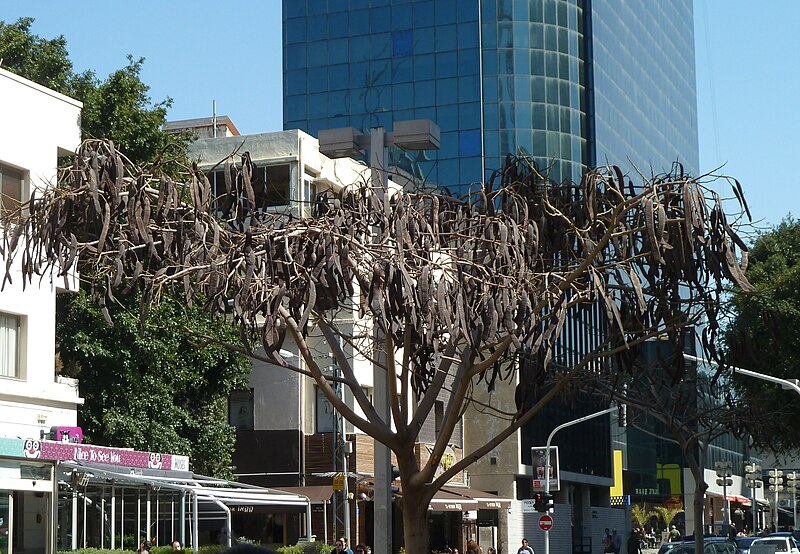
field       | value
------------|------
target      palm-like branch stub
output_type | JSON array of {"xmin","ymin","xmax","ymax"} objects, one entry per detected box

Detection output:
[{"xmin": 2, "ymin": 140, "xmax": 752, "ymax": 398}]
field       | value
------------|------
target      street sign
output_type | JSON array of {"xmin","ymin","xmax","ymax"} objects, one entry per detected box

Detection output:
[
  {"xmin": 531, "ymin": 446, "xmax": 560, "ymax": 491},
  {"xmin": 333, "ymin": 473, "xmax": 345, "ymax": 491},
  {"xmin": 539, "ymin": 514, "xmax": 554, "ymax": 531},
  {"xmin": 522, "ymin": 499, "xmax": 537, "ymax": 513}
]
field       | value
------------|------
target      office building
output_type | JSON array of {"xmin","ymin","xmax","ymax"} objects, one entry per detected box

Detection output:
[
  {"xmin": 283, "ymin": 0, "xmax": 697, "ymax": 193},
  {"xmin": 283, "ymin": 1, "xmax": 699, "ymax": 551}
]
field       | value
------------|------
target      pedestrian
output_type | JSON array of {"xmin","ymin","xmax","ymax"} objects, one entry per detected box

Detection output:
[
  {"xmin": 488, "ymin": 547, "xmax": 497, "ymax": 554},
  {"xmin": 518, "ymin": 538, "xmax": 535, "ymax": 554},
  {"xmin": 603, "ymin": 528, "xmax": 615, "ymax": 553},
  {"xmin": 335, "ymin": 538, "xmax": 354, "ymax": 554},
  {"xmin": 172, "ymin": 541, "xmax": 182, "ymax": 551},
  {"xmin": 468, "ymin": 540, "xmax": 479, "ymax": 554},
  {"xmin": 669, "ymin": 525, "xmax": 680, "ymax": 542},
  {"xmin": 612, "ymin": 529, "xmax": 622, "ymax": 554},
  {"xmin": 138, "ymin": 541, "xmax": 152, "ymax": 554},
  {"xmin": 627, "ymin": 529, "xmax": 642, "ymax": 554}
]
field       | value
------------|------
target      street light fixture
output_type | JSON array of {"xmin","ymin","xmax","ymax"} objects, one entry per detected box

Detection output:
[
  {"xmin": 318, "ymin": 120, "xmax": 440, "ymax": 554},
  {"xmin": 745, "ymin": 463, "xmax": 763, "ymax": 532}
]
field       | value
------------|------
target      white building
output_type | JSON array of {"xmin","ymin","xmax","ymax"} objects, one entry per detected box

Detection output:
[{"xmin": 0, "ymin": 67, "xmax": 84, "ymax": 553}]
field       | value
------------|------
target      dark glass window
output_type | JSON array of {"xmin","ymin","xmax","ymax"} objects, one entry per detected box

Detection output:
[
  {"xmin": 392, "ymin": 30, "xmax": 413, "ymax": 56},
  {"xmin": 459, "ymin": 129, "xmax": 482, "ymax": 157}
]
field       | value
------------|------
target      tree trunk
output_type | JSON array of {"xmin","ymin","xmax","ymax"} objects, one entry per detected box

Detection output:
[
  {"xmin": 401, "ymin": 482, "xmax": 431, "ymax": 554},
  {"xmin": 693, "ymin": 477, "xmax": 707, "ymax": 551}
]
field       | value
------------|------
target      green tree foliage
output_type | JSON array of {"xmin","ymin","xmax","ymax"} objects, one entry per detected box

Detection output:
[
  {"xmin": 653, "ymin": 505, "xmax": 684, "ymax": 530},
  {"xmin": 0, "ymin": 17, "xmax": 187, "ymax": 168},
  {"xmin": 725, "ymin": 217, "xmax": 800, "ymax": 451},
  {"xmin": 632, "ymin": 504, "xmax": 657, "ymax": 529},
  {"xmin": 0, "ymin": 17, "xmax": 74, "ymax": 94},
  {"xmin": 57, "ymin": 290, "xmax": 250, "ymax": 478}
]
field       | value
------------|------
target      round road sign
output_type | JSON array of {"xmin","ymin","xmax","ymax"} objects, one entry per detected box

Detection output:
[{"xmin": 538, "ymin": 514, "xmax": 554, "ymax": 531}]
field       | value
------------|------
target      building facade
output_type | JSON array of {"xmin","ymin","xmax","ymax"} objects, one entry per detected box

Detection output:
[
  {"xmin": 283, "ymin": 1, "xmax": 700, "ymax": 552},
  {"xmin": 283, "ymin": 0, "xmax": 697, "ymax": 193},
  {"xmin": 0, "ymin": 66, "xmax": 84, "ymax": 554}
]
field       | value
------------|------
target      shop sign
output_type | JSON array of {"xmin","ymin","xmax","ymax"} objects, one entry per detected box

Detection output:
[{"xmin": 0, "ymin": 436, "xmax": 190, "ymax": 471}]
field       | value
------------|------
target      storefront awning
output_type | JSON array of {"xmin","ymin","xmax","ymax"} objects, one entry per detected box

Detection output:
[
  {"xmin": 707, "ymin": 491, "xmax": 753, "ymax": 507},
  {"xmin": 429, "ymin": 489, "xmax": 479, "ymax": 511},
  {"xmin": 441, "ymin": 485, "xmax": 513, "ymax": 509},
  {"xmin": 59, "ymin": 460, "xmax": 310, "ymax": 508},
  {"xmin": 275, "ymin": 485, "xmax": 333, "ymax": 504}
]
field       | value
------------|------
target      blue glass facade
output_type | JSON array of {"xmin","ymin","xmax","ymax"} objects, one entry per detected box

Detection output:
[{"xmin": 283, "ymin": 0, "xmax": 698, "ymax": 190}]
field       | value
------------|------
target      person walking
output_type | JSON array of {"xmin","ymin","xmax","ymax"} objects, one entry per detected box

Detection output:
[
  {"xmin": 627, "ymin": 529, "xmax": 642, "ymax": 554},
  {"xmin": 335, "ymin": 538, "xmax": 354, "ymax": 554},
  {"xmin": 518, "ymin": 538, "xmax": 535, "ymax": 554},
  {"xmin": 612, "ymin": 529, "xmax": 622, "ymax": 554}
]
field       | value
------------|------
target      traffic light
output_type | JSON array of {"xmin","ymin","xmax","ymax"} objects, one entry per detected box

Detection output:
[
  {"xmin": 533, "ymin": 493, "xmax": 544, "ymax": 512},
  {"xmin": 543, "ymin": 493, "xmax": 554, "ymax": 513}
]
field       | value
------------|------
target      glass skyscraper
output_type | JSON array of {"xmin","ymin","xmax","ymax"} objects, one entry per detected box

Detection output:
[{"xmin": 283, "ymin": 0, "xmax": 698, "ymax": 192}]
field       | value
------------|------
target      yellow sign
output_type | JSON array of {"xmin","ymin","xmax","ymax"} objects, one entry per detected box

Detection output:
[{"xmin": 333, "ymin": 473, "xmax": 345, "ymax": 491}]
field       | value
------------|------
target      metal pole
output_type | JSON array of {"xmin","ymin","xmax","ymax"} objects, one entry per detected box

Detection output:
[
  {"xmin": 192, "ymin": 492, "xmax": 199, "ymax": 553},
  {"xmin": 371, "ymin": 126, "xmax": 393, "ymax": 554},
  {"xmin": 753, "ymin": 483, "xmax": 758, "ymax": 534},
  {"xmin": 723, "ymin": 479, "xmax": 729, "ymax": 534},
  {"xmin": 71, "ymin": 482, "xmax": 78, "ymax": 550},
  {"xmin": 112, "ymin": 483, "xmax": 116, "ymax": 550},
  {"xmin": 543, "ymin": 407, "xmax": 616, "ymax": 554},
  {"xmin": 684, "ymin": 355, "xmax": 800, "ymax": 397}
]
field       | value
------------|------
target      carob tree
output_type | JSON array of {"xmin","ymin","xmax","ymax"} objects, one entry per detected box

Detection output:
[{"xmin": 1, "ymin": 140, "xmax": 752, "ymax": 553}]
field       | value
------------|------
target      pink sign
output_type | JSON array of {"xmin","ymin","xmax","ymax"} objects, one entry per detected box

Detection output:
[{"xmin": 21, "ymin": 438, "xmax": 189, "ymax": 471}]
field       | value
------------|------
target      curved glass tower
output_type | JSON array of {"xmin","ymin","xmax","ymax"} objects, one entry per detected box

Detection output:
[{"xmin": 283, "ymin": 0, "xmax": 697, "ymax": 193}]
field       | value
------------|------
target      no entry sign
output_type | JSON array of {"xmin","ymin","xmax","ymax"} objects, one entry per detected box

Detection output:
[{"xmin": 538, "ymin": 514, "xmax": 554, "ymax": 531}]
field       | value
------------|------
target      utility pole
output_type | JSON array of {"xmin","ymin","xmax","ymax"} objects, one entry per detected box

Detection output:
[
  {"xmin": 319, "ymin": 120, "xmax": 440, "ymax": 554},
  {"xmin": 786, "ymin": 472, "xmax": 799, "ymax": 530},
  {"xmin": 715, "ymin": 461, "xmax": 733, "ymax": 535},
  {"xmin": 745, "ymin": 463, "xmax": 763, "ymax": 533},
  {"xmin": 768, "ymin": 469, "xmax": 784, "ymax": 529}
]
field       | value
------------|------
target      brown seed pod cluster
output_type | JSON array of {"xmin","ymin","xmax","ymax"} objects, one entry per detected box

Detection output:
[{"xmin": 1, "ymin": 140, "xmax": 752, "ymax": 397}]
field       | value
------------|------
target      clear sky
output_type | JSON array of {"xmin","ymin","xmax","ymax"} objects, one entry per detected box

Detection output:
[{"xmin": 1, "ymin": 1, "xmax": 797, "ymax": 229}]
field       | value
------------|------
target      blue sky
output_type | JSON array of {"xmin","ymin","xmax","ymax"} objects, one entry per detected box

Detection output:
[{"xmin": 1, "ymin": 1, "xmax": 797, "ymax": 229}]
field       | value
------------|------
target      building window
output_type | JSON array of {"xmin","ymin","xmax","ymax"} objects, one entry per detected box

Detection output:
[
  {"xmin": 0, "ymin": 163, "xmax": 24, "ymax": 218},
  {"xmin": 315, "ymin": 386, "xmax": 336, "ymax": 433},
  {"xmin": 206, "ymin": 163, "xmax": 292, "ymax": 216},
  {"xmin": 0, "ymin": 313, "xmax": 20, "ymax": 378},
  {"xmin": 228, "ymin": 389, "xmax": 254, "ymax": 431}
]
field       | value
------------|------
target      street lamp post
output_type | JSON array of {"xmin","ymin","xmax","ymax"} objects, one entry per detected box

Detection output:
[
  {"xmin": 539, "ymin": 406, "xmax": 617, "ymax": 554},
  {"xmin": 319, "ymin": 121, "xmax": 440, "ymax": 553},
  {"xmin": 745, "ymin": 463, "xmax": 763, "ymax": 533},
  {"xmin": 685, "ymin": 354, "xmax": 800, "ymax": 533},
  {"xmin": 715, "ymin": 462, "xmax": 733, "ymax": 535}
]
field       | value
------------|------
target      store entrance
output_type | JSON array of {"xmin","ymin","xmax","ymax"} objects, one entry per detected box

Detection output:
[{"xmin": 0, "ymin": 490, "xmax": 51, "ymax": 554}]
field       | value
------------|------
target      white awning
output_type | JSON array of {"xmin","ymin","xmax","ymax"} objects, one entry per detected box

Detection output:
[{"xmin": 59, "ymin": 460, "xmax": 309, "ymax": 507}]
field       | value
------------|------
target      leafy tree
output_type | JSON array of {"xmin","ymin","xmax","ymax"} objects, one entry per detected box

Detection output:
[
  {"xmin": 725, "ymin": 217, "xmax": 800, "ymax": 451},
  {"xmin": 632, "ymin": 504, "xmax": 657, "ymax": 529},
  {"xmin": 654, "ymin": 505, "xmax": 684, "ymax": 531},
  {"xmin": 1, "ymin": 142, "xmax": 753, "ymax": 553},
  {"xmin": 57, "ymin": 290, "xmax": 250, "ymax": 478},
  {"xmin": 0, "ymin": 17, "xmax": 74, "ymax": 94},
  {"xmin": 0, "ymin": 17, "xmax": 188, "ymax": 168}
]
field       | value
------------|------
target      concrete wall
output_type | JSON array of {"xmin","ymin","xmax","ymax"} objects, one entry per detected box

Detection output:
[{"xmin": 0, "ymin": 67, "xmax": 83, "ymax": 439}]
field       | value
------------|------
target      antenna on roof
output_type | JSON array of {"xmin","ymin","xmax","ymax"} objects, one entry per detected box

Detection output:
[{"xmin": 212, "ymin": 99, "xmax": 217, "ymax": 138}]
